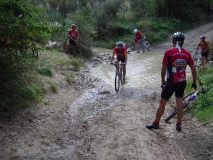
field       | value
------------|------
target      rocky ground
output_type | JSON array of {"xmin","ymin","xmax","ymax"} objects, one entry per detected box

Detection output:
[{"xmin": 0, "ymin": 23, "xmax": 213, "ymax": 160}]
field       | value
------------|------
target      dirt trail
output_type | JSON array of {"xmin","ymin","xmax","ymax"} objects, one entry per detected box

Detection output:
[
  {"xmin": 155, "ymin": 23, "xmax": 213, "ymax": 51},
  {"xmin": 0, "ymin": 23, "xmax": 213, "ymax": 160}
]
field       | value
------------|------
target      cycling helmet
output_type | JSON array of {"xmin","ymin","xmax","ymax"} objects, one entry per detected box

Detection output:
[
  {"xmin": 71, "ymin": 24, "xmax": 76, "ymax": 28},
  {"xmin": 200, "ymin": 35, "xmax": 205, "ymax": 39},
  {"xmin": 134, "ymin": 29, "xmax": 138, "ymax": 34},
  {"xmin": 117, "ymin": 41, "xmax": 124, "ymax": 47},
  {"xmin": 172, "ymin": 32, "xmax": 185, "ymax": 42}
]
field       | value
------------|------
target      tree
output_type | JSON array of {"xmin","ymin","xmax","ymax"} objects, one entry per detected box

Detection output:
[{"xmin": 0, "ymin": 0, "xmax": 51, "ymax": 109}]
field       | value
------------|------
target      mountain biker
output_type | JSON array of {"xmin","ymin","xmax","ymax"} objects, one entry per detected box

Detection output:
[
  {"xmin": 110, "ymin": 42, "xmax": 128, "ymax": 82},
  {"xmin": 66, "ymin": 24, "xmax": 79, "ymax": 57},
  {"xmin": 146, "ymin": 32, "xmax": 197, "ymax": 132},
  {"xmin": 196, "ymin": 35, "xmax": 210, "ymax": 66},
  {"xmin": 133, "ymin": 29, "xmax": 144, "ymax": 52}
]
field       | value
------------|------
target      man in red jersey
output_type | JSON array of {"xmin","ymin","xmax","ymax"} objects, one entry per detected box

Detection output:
[
  {"xmin": 133, "ymin": 29, "xmax": 144, "ymax": 52},
  {"xmin": 110, "ymin": 42, "xmax": 127, "ymax": 82},
  {"xmin": 146, "ymin": 32, "xmax": 197, "ymax": 132},
  {"xmin": 66, "ymin": 24, "xmax": 79, "ymax": 57},
  {"xmin": 196, "ymin": 35, "xmax": 210, "ymax": 66}
]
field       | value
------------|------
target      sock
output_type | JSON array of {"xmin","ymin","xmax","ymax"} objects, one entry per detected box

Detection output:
[
  {"xmin": 153, "ymin": 120, "xmax": 159, "ymax": 125},
  {"xmin": 176, "ymin": 122, "xmax": 181, "ymax": 125}
]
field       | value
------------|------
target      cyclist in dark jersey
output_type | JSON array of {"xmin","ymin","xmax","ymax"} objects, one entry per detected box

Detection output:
[{"xmin": 146, "ymin": 32, "xmax": 197, "ymax": 132}]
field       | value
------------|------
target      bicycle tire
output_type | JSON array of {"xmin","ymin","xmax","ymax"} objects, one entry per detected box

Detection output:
[
  {"xmin": 164, "ymin": 101, "xmax": 190, "ymax": 122},
  {"xmin": 115, "ymin": 72, "xmax": 120, "ymax": 92},
  {"xmin": 141, "ymin": 43, "xmax": 145, "ymax": 53},
  {"xmin": 144, "ymin": 42, "xmax": 150, "ymax": 51},
  {"xmin": 164, "ymin": 108, "xmax": 177, "ymax": 122}
]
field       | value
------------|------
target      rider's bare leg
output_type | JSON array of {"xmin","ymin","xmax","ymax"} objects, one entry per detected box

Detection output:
[
  {"xmin": 137, "ymin": 41, "xmax": 140, "ymax": 52},
  {"xmin": 123, "ymin": 65, "xmax": 126, "ymax": 81},
  {"xmin": 201, "ymin": 56, "xmax": 205, "ymax": 66},
  {"xmin": 205, "ymin": 56, "xmax": 208, "ymax": 63},
  {"xmin": 72, "ymin": 46, "xmax": 76, "ymax": 57}
]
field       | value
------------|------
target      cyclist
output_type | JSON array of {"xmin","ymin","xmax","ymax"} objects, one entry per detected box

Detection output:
[
  {"xmin": 133, "ymin": 29, "xmax": 144, "ymax": 52},
  {"xmin": 196, "ymin": 35, "xmax": 210, "ymax": 66},
  {"xmin": 145, "ymin": 32, "xmax": 197, "ymax": 132},
  {"xmin": 66, "ymin": 24, "xmax": 79, "ymax": 57},
  {"xmin": 110, "ymin": 42, "xmax": 128, "ymax": 82}
]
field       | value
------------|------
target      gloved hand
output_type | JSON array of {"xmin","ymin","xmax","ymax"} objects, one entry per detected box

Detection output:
[
  {"xmin": 191, "ymin": 83, "xmax": 197, "ymax": 89},
  {"xmin": 161, "ymin": 82, "xmax": 166, "ymax": 89}
]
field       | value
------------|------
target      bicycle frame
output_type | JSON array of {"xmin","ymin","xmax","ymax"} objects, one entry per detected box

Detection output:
[{"xmin": 164, "ymin": 78, "xmax": 207, "ymax": 122}]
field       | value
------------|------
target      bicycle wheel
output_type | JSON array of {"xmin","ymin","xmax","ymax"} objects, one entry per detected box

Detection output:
[
  {"xmin": 141, "ymin": 43, "xmax": 145, "ymax": 53},
  {"xmin": 164, "ymin": 107, "xmax": 177, "ymax": 122},
  {"xmin": 144, "ymin": 41, "xmax": 150, "ymax": 51},
  {"xmin": 164, "ymin": 101, "xmax": 190, "ymax": 122},
  {"xmin": 115, "ymin": 71, "xmax": 120, "ymax": 92}
]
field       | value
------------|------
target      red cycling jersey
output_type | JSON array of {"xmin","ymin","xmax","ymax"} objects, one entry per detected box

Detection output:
[
  {"xmin": 134, "ymin": 31, "xmax": 142, "ymax": 41},
  {"xmin": 67, "ymin": 29, "xmax": 78, "ymax": 40},
  {"xmin": 112, "ymin": 46, "xmax": 127, "ymax": 59},
  {"xmin": 162, "ymin": 47, "xmax": 194, "ymax": 83}
]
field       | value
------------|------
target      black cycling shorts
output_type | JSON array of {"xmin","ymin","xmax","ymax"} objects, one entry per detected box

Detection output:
[
  {"xmin": 201, "ymin": 51, "xmax": 209, "ymax": 58},
  {"xmin": 69, "ymin": 39, "xmax": 76, "ymax": 46},
  {"xmin": 118, "ymin": 57, "xmax": 125, "ymax": 63},
  {"xmin": 161, "ymin": 80, "xmax": 186, "ymax": 100}
]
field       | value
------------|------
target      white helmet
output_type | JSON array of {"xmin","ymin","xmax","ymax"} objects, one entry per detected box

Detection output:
[{"xmin": 134, "ymin": 29, "xmax": 138, "ymax": 33}]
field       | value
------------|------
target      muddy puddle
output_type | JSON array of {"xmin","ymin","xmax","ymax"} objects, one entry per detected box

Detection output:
[{"xmin": 90, "ymin": 47, "xmax": 194, "ymax": 90}]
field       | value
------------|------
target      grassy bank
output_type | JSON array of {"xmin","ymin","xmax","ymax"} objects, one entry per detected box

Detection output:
[
  {"xmin": 185, "ymin": 67, "xmax": 213, "ymax": 121},
  {"xmin": 0, "ymin": 50, "xmax": 82, "ymax": 116}
]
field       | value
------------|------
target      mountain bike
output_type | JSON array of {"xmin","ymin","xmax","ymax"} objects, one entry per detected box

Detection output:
[
  {"xmin": 113, "ymin": 62, "xmax": 125, "ymax": 92},
  {"xmin": 192, "ymin": 50, "xmax": 201, "ymax": 68},
  {"xmin": 164, "ymin": 78, "xmax": 207, "ymax": 122},
  {"xmin": 129, "ymin": 36, "xmax": 150, "ymax": 53},
  {"xmin": 140, "ymin": 36, "xmax": 150, "ymax": 53}
]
